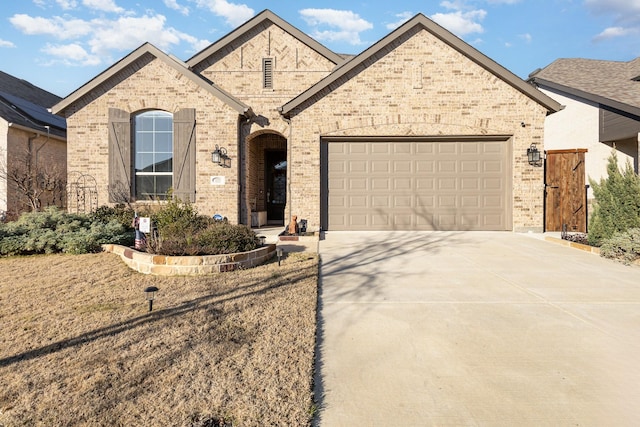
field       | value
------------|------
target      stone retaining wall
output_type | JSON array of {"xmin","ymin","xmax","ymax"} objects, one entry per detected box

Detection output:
[{"xmin": 102, "ymin": 244, "xmax": 277, "ymax": 276}]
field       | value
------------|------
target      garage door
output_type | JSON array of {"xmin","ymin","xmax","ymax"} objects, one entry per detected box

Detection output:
[{"xmin": 325, "ymin": 137, "xmax": 511, "ymax": 231}]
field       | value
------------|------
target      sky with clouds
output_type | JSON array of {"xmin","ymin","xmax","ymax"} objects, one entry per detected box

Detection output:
[{"xmin": 0, "ymin": 0, "xmax": 639, "ymax": 97}]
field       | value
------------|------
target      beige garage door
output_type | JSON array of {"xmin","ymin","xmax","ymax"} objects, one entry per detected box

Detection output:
[{"xmin": 326, "ymin": 137, "xmax": 512, "ymax": 231}]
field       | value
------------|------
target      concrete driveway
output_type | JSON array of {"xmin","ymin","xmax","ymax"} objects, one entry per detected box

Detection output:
[{"xmin": 315, "ymin": 231, "xmax": 640, "ymax": 426}]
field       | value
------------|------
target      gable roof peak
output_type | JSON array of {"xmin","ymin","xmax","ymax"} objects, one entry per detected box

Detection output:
[
  {"xmin": 186, "ymin": 9, "xmax": 345, "ymax": 70},
  {"xmin": 281, "ymin": 11, "xmax": 561, "ymax": 116},
  {"xmin": 52, "ymin": 42, "xmax": 252, "ymax": 117},
  {"xmin": 627, "ymin": 57, "xmax": 640, "ymax": 80}
]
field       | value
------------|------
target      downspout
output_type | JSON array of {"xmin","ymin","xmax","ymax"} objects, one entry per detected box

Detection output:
[
  {"xmin": 238, "ymin": 109, "xmax": 255, "ymax": 226},
  {"xmin": 34, "ymin": 126, "xmax": 51, "ymax": 167},
  {"xmin": 282, "ymin": 115, "xmax": 292, "ymax": 228},
  {"xmin": 237, "ymin": 115, "xmax": 245, "ymax": 225},
  {"xmin": 27, "ymin": 133, "xmax": 38, "ymax": 210}
]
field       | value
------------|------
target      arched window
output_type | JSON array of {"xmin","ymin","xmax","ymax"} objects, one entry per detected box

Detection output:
[{"xmin": 134, "ymin": 110, "xmax": 173, "ymax": 199}]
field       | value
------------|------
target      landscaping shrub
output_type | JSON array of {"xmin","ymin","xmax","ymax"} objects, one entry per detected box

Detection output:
[
  {"xmin": 89, "ymin": 204, "xmax": 137, "ymax": 230},
  {"xmin": 0, "ymin": 207, "xmax": 132, "ymax": 256},
  {"xmin": 196, "ymin": 221, "xmax": 260, "ymax": 255},
  {"xmin": 588, "ymin": 151, "xmax": 640, "ymax": 246},
  {"xmin": 146, "ymin": 198, "xmax": 259, "ymax": 256},
  {"xmin": 599, "ymin": 228, "xmax": 640, "ymax": 265}
]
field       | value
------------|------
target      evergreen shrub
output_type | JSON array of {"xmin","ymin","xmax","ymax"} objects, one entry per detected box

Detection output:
[
  {"xmin": 588, "ymin": 151, "xmax": 640, "ymax": 246},
  {"xmin": 599, "ymin": 228, "xmax": 640, "ymax": 265},
  {"xmin": 0, "ymin": 207, "xmax": 132, "ymax": 256}
]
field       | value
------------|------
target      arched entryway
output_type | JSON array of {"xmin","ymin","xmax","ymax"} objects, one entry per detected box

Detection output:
[{"xmin": 245, "ymin": 130, "xmax": 287, "ymax": 228}]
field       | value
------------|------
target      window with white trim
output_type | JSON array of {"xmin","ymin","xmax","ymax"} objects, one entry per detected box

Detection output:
[{"xmin": 134, "ymin": 110, "xmax": 173, "ymax": 200}]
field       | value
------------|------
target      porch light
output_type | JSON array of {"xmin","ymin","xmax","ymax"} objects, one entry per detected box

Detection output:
[
  {"xmin": 527, "ymin": 143, "xmax": 543, "ymax": 167},
  {"xmin": 144, "ymin": 286, "xmax": 159, "ymax": 312},
  {"xmin": 211, "ymin": 145, "xmax": 231, "ymax": 168}
]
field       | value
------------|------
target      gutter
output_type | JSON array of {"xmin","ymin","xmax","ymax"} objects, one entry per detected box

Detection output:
[{"xmin": 8, "ymin": 122, "xmax": 66, "ymax": 142}]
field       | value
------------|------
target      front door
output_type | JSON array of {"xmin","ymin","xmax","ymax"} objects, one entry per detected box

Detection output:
[
  {"xmin": 545, "ymin": 149, "xmax": 587, "ymax": 232},
  {"xmin": 265, "ymin": 150, "xmax": 286, "ymax": 223}
]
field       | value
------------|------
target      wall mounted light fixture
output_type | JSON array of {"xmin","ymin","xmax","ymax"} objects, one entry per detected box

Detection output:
[
  {"xmin": 527, "ymin": 143, "xmax": 543, "ymax": 167},
  {"xmin": 211, "ymin": 145, "xmax": 231, "ymax": 168}
]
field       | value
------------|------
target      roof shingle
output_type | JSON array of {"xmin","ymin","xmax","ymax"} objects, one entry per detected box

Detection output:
[
  {"xmin": 0, "ymin": 70, "xmax": 66, "ymax": 137},
  {"xmin": 529, "ymin": 57, "xmax": 640, "ymax": 111}
]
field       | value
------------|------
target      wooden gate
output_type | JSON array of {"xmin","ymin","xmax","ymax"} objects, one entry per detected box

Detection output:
[{"xmin": 545, "ymin": 149, "xmax": 587, "ymax": 232}]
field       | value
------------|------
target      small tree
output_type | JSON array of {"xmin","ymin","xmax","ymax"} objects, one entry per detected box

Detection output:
[
  {"xmin": 0, "ymin": 145, "xmax": 66, "ymax": 219},
  {"xmin": 588, "ymin": 150, "xmax": 640, "ymax": 246}
]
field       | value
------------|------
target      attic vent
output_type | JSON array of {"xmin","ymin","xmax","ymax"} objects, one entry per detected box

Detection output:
[{"xmin": 263, "ymin": 58, "xmax": 273, "ymax": 89}]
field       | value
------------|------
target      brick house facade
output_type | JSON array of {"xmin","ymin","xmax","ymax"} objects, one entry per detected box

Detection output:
[
  {"xmin": 0, "ymin": 71, "xmax": 67, "ymax": 220},
  {"xmin": 53, "ymin": 10, "xmax": 560, "ymax": 232}
]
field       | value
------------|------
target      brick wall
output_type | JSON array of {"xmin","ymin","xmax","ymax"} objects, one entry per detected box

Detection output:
[
  {"xmin": 64, "ymin": 56, "xmax": 243, "ymax": 221},
  {"xmin": 286, "ymin": 27, "xmax": 548, "ymax": 232},
  {"xmin": 63, "ymin": 22, "xmax": 550, "ymax": 232},
  {"xmin": 195, "ymin": 21, "xmax": 338, "ymax": 226}
]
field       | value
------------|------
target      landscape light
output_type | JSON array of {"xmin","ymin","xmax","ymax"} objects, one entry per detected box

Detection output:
[
  {"xmin": 144, "ymin": 286, "xmax": 159, "ymax": 312},
  {"xmin": 276, "ymin": 247, "xmax": 284, "ymax": 266}
]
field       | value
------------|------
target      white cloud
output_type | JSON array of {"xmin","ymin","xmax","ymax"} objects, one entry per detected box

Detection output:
[
  {"xmin": 82, "ymin": 0, "xmax": 124, "ymax": 13},
  {"xmin": 440, "ymin": 0, "xmax": 468, "ymax": 10},
  {"xmin": 193, "ymin": 0, "xmax": 254, "ymax": 27},
  {"xmin": 593, "ymin": 26, "xmax": 638, "ymax": 41},
  {"xmin": 519, "ymin": 33, "xmax": 532, "ymax": 43},
  {"xmin": 585, "ymin": 0, "xmax": 640, "ymax": 40},
  {"xmin": 56, "ymin": 0, "xmax": 78, "ymax": 9},
  {"xmin": 164, "ymin": 0, "xmax": 189, "ymax": 16},
  {"xmin": 12, "ymin": 11, "xmax": 208, "ymax": 66},
  {"xmin": 430, "ymin": 9, "xmax": 486, "ymax": 36},
  {"xmin": 42, "ymin": 43, "xmax": 101, "ymax": 66},
  {"xmin": 88, "ymin": 15, "xmax": 183, "ymax": 56},
  {"xmin": 300, "ymin": 9, "xmax": 373, "ymax": 45},
  {"xmin": 0, "ymin": 39, "xmax": 16, "ymax": 48},
  {"xmin": 178, "ymin": 33, "xmax": 211, "ymax": 53},
  {"xmin": 386, "ymin": 11, "xmax": 413, "ymax": 30},
  {"xmin": 10, "ymin": 14, "xmax": 93, "ymax": 40},
  {"xmin": 430, "ymin": 1, "xmax": 487, "ymax": 37},
  {"xmin": 486, "ymin": 0, "xmax": 521, "ymax": 4}
]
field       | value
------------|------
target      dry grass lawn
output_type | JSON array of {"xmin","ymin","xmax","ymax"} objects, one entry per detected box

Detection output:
[{"xmin": 0, "ymin": 250, "xmax": 318, "ymax": 426}]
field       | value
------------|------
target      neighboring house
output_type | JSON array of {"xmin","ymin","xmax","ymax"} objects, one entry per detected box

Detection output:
[
  {"xmin": 52, "ymin": 10, "xmax": 561, "ymax": 233},
  {"xmin": 0, "ymin": 70, "xmax": 67, "ymax": 220},
  {"xmin": 529, "ymin": 58, "xmax": 640, "ymax": 232}
]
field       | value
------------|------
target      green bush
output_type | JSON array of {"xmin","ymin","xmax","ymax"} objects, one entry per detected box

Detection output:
[
  {"xmin": 89, "ymin": 204, "xmax": 137, "ymax": 230},
  {"xmin": 145, "ymin": 198, "xmax": 259, "ymax": 256},
  {"xmin": 196, "ymin": 222, "xmax": 259, "ymax": 255},
  {"xmin": 588, "ymin": 151, "xmax": 640, "ymax": 246},
  {"xmin": 599, "ymin": 228, "xmax": 640, "ymax": 265},
  {"xmin": 0, "ymin": 207, "xmax": 132, "ymax": 256}
]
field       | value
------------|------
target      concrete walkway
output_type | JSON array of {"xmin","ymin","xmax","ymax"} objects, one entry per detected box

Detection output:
[{"xmin": 315, "ymin": 231, "xmax": 640, "ymax": 426}]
